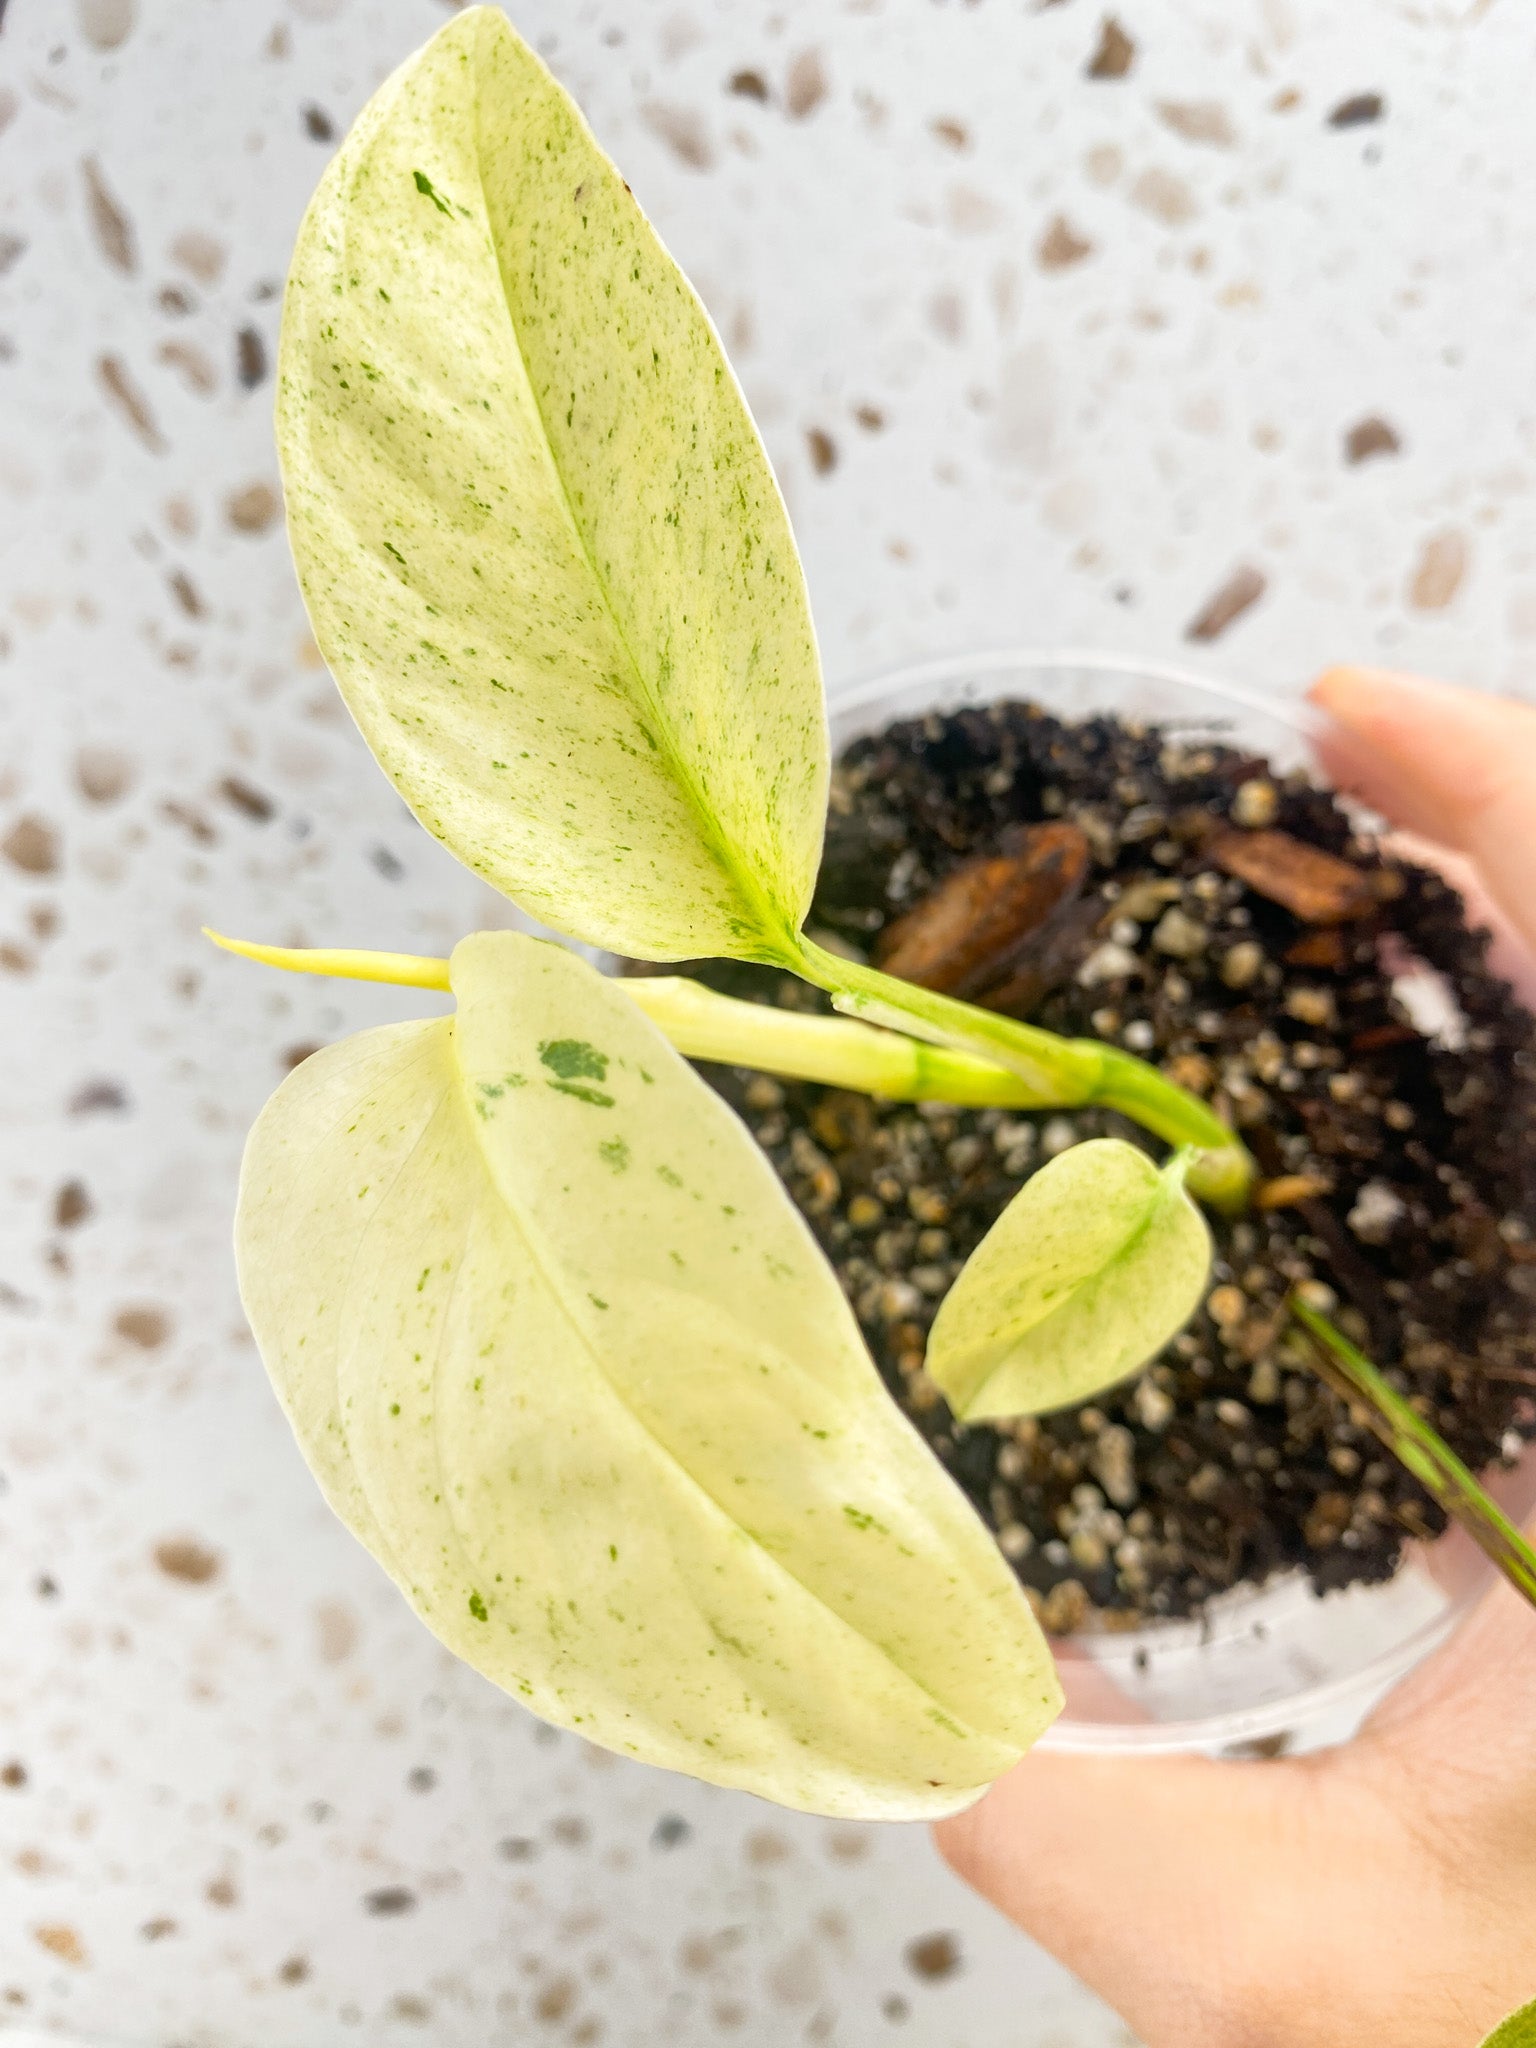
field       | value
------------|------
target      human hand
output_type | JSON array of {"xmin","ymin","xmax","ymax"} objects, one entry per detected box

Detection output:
[
  {"xmin": 934, "ymin": 667, "xmax": 1536, "ymax": 2048},
  {"xmin": 1310, "ymin": 666, "xmax": 1536, "ymax": 1006}
]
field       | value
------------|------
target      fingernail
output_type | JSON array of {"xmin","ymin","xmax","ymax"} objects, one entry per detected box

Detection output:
[{"xmin": 1308, "ymin": 664, "xmax": 1391, "ymax": 709}]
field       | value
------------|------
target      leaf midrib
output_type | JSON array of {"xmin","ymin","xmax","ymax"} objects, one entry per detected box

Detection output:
[
  {"xmin": 463, "ymin": 34, "xmax": 798, "ymax": 963},
  {"xmin": 965, "ymin": 1166, "xmax": 1181, "ymax": 1411}
]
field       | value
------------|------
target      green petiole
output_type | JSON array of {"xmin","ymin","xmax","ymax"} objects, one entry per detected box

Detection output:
[
  {"xmin": 793, "ymin": 937, "xmax": 1253, "ymax": 1213},
  {"xmin": 624, "ymin": 973, "xmax": 1061, "ymax": 1108},
  {"xmin": 1291, "ymin": 1296, "xmax": 1536, "ymax": 1615}
]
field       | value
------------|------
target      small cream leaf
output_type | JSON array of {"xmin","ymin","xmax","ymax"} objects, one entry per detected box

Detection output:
[{"xmin": 927, "ymin": 1139, "xmax": 1211, "ymax": 1421}]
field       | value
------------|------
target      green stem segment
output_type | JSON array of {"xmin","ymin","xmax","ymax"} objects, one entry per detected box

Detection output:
[
  {"xmin": 792, "ymin": 938, "xmax": 1253, "ymax": 1212},
  {"xmin": 1291, "ymin": 1296, "xmax": 1536, "ymax": 1615},
  {"xmin": 628, "ymin": 976, "xmax": 1056, "ymax": 1108}
]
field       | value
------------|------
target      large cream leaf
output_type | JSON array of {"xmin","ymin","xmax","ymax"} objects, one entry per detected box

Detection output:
[
  {"xmin": 927, "ymin": 1140, "xmax": 1211, "ymax": 1422},
  {"xmin": 276, "ymin": 8, "xmax": 825, "ymax": 965},
  {"xmin": 236, "ymin": 933, "xmax": 1059, "ymax": 1817}
]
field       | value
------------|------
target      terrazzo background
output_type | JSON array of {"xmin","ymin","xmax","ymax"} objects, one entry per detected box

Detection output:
[{"xmin": 3, "ymin": 0, "xmax": 1535, "ymax": 2041}]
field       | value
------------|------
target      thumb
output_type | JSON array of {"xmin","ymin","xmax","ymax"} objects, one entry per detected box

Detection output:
[
  {"xmin": 1307, "ymin": 665, "xmax": 1536, "ymax": 964},
  {"xmin": 936, "ymin": 1734, "xmax": 1522, "ymax": 2048},
  {"xmin": 934, "ymin": 1748, "xmax": 1334, "ymax": 2042}
]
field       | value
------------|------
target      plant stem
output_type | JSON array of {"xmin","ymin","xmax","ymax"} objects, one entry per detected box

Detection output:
[
  {"xmin": 793, "ymin": 937, "xmax": 1254, "ymax": 1212},
  {"xmin": 1290, "ymin": 1296, "xmax": 1536, "ymax": 1615},
  {"xmin": 627, "ymin": 976, "xmax": 1055, "ymax": 1107},
  {"xmin": 204, "ymin": 932, "xmax": 1063, "ymax": 1107},
  {"xmin": 206, "ymin": 927, "xmax": 1253, "ymax": 1209}
]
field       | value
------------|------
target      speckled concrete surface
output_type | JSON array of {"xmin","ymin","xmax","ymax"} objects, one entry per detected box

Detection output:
[{"xmin": 2, "ymin": 0, "xmax": 1533, "ymax": 2041}]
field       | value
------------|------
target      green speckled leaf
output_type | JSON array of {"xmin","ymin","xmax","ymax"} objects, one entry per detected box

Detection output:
[
  {"xmin": 236, "ymin": 933, "xmax": 1059, "ymax": 1818},
  {"xmin": 927, "ymin": 1139, "xmax": 1211, "ymax": 1422},
  {"xmin": 277, "ymin": 8, "xmax": 825, "ymax": 964},
  {"xmin": 1481, "ymin": 1999, "xmax": 1536, "ymax": 2048}
]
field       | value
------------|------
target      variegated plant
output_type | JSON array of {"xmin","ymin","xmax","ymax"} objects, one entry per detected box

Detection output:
[{"xmin": 224, "ymin": 6, "xmax": 1254, "ymax": 1818}]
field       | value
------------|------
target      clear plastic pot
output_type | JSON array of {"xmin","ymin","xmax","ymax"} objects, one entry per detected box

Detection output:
[{"xmin": 828, "ymin": 648, "xmax": 1536, "ymax": 1757}]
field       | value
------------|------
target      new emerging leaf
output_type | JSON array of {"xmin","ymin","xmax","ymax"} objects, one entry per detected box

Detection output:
[
  {"xmin": 278, "ymin": 8, "xmax": 826, "ymax": 965},
  {"xmin": 927, "ymin": 1139, "xmax": 1211, "ymax": 1422},
  {"xmin": 236, "ymin": 933, "xmax": 1060, "ymax": 1817}
]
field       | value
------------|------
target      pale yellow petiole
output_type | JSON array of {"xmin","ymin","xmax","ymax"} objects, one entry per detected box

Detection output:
[{"xmin": 202, "ymin": 931, "xmax": 1056, "ymax": 1109}]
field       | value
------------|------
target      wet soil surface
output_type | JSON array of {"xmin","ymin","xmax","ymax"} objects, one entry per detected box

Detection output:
[{"xmin": 649, "ymin": 701, "xmax": 1536, "ymax": 1632}]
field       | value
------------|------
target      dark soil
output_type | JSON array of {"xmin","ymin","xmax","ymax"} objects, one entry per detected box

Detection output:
[{"xmin": 646, "ymin": 700, "xmax": 1536, "ymax": 1634}]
